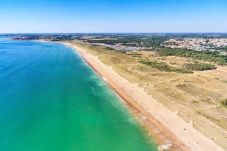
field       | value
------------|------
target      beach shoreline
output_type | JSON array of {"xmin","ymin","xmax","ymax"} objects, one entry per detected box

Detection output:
[{"xmin": 61, "ymin": 41, "xmax": 224, "ymax": 151}]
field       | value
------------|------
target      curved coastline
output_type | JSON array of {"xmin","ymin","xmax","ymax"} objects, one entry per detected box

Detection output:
[
  {"xmin": 0, "ymin": 39, "xmax": 157, "ymax": 151},
  {"xmin": 61, "ymin": 41, "xmax": 224, "ymax": 151}
]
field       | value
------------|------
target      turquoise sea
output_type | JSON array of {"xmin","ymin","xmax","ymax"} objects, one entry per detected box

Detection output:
[{"xmin": 0, "ymin": 38, "xmax": 157, "ymax": 151}]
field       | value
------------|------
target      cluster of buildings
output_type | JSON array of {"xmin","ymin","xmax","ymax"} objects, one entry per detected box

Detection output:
[
  {"xmin": 164, "ymin": 38, "xmax": 227, "ymax": 52},
  {"xmin": 92, "ymin": 43, "xmax": 149, "ymax": 51}
]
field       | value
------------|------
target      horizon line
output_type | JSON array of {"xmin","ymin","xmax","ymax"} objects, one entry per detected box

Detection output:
[{"xmin": 1, "ymin": 32, "xmax": 227, "ymax": 34}]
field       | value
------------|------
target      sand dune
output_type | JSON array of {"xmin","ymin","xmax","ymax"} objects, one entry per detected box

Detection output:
[{"xmin": 63, "ymin": 41, "xmax": 224, "ymax": 151}]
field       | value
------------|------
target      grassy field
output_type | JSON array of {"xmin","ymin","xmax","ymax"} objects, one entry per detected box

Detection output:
[{"xmin": 70, "ymin": 40, "xmax": 227, "ymax": 150}]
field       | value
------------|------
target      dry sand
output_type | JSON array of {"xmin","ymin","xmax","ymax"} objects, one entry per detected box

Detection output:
[{"xmin": 63, "ymin": 41, "xmax": 224, "ymax": 151}]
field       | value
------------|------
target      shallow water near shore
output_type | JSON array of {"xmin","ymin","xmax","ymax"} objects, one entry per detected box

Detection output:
[{"xmin": 0, "ymin": 39, "xmax": 157, "ymax": 151}]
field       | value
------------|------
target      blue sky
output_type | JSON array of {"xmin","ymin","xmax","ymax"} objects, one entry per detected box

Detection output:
[{"xmin": 0, "ymin": 0, "xmax": 227, "ymax": 33}]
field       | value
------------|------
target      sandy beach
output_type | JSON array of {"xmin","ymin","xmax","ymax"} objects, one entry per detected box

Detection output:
[{"xmin": 63, "ymin": 41, "xmax": 224, "ymax": 151}]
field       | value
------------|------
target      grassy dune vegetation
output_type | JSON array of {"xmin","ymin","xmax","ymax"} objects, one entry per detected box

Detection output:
[
  {"xmin": 157, "ymin": 48, "xmax": 227, "ymax": 65},
  {"xmin": 221, "ymin": 99, "xmax": 227, "ymax": 108},
  {"xmin": 139, "ymin": 60, "xmax": 192, "ymax": 73},
  {"xmin": 183, "ymin": 63, "xmax": 216, "ymax": 71},
  {"xmin": 70, "ymin": 40, "xmax": 227, "ymax": 149}
]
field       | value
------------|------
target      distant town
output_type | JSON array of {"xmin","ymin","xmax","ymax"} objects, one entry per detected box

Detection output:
[
  {"xmin": 3, "ymin": 33, "xmax": 227, "ymax": 55},
  {"xmin": 164, "ymin": 38, "xmax": 227, "ymax": 55}
]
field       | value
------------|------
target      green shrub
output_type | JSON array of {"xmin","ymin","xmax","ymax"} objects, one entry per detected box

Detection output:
[
  {"xmin": 157, "ymin": 48, "xmax": 227, "ymax": 65},
  {"xmin": 221, "ymin": 99, "xmax": 227, "ymax": 107},
  {"xmin": 183, "ymin": 63, "xmax": 216, "ymax": 71},
  {"xmin": 139, "ymin": 60, "xmax": 192, "ymax": 73}
]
